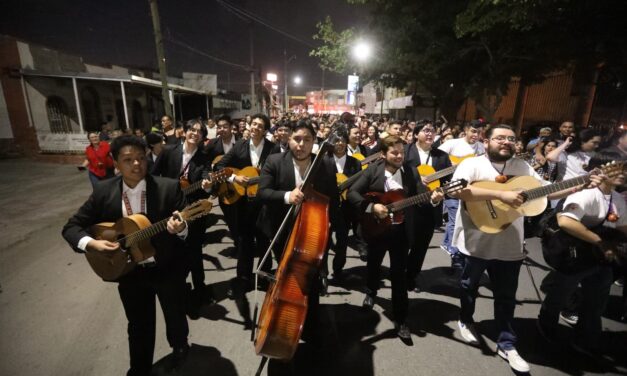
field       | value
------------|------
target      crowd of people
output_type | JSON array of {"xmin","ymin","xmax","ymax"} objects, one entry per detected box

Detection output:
[{"xmin": 68, "ymin": 112, "xmax": 626, "ymax": 375}]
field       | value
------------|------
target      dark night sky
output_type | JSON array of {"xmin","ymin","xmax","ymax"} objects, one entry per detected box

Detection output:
[{"xmin": 0, "ymin": 0, "xmax": 369, "ymax": 95}]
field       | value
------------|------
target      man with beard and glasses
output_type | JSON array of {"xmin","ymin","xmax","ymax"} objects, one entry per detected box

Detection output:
[{"xmin": 448, "ymin": 124, "xmax": 602, "ymax": 373}]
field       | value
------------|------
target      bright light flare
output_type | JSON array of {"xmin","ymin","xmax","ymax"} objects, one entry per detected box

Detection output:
[
  {"xmin": 352, "ymin": 41, "xmax": 372, "ymax": 62},
  {"xmin": 293, "ymin": 76, "xmax": 302, "ymax": 85}
]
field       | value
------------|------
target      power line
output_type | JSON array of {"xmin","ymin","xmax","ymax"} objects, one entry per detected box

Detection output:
[
  {"xmin": 215, "ymin": 0, "xmax": 315, "ymax": 48},
  {"xmin": 164, "ymin": 32, "xmax": 252, "ymax": 72}
]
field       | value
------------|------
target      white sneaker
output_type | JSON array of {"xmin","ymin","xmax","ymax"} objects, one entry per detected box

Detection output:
[
  {"xmin": 497, "ymin": 347, "xmax": 530, "ymax": 373},
  {"xmin": 457, "ymin": 320, "xmax": 479, "ymax": 345}
]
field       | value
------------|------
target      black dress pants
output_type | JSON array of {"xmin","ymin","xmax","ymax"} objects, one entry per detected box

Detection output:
[
  {"xmin": 366, "ymin": 225, "xmax": 409, "ymax": 323},
  {"xmin": 407, "ymin": 208, "xmax": 436, "ymax": 283},
  {"xmin": 118, "ymin": 267, "xmax": 189, "ymax": 376}
]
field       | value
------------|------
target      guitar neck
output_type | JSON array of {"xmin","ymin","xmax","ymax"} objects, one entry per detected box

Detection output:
[
  {"xmin": 424, "ymin": 165, "xmax": 457, "ymax": 183},
  {"xmin": 182, "ymin": 180, "xmax": 203, "ymax": 196},
  {"xmin": 125, "ymin": 218, "xmax": 170, "ymax": 246},
  {"xmin": 387, "ymin": 191, "xmax": 432, "ymax": 213},
  {"xmin": 248, "ymin": 176, "xmax": 260, "ymax": 185},
  {"xmin": 360, "ymin": 152, "xmax": 382, "ymax": 165},
  {"xmin": 338, "ymin": 169, "xmax": 365, "ymax": 191},
  {"xmin": 524, "ymin": 174, "xmax": 590, "ymax": 200}
]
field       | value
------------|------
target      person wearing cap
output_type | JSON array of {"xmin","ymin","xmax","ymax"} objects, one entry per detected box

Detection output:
[
  {"xmin": 526, "ymin": 126, "xmax": 553, "ymax": 151},
  {"xmin": 438, "ymin": 120, "xmax": 486, "ymax": 268}
]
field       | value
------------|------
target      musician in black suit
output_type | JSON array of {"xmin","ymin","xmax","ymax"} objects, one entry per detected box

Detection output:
[
  {"xmin": 62, "ymin": 135, "xmax": 190, "ymax": 376},
  {"xmin": 347, "ymin": 135, "xmax": 444, "ymax": 341},
  {"xmin": 214, "ymin": 113, "xmax": 277, "ymax": 326},
  {"xmin": 323, "ymin": 130, "xmax": 361, "ymax": 283},
  {"xmin": 256, "ymin": 120, "xmax": 340, "ymax": 338},
  {"xmin": 270, "ymin": 120, "xmax": 291, "ymax": 154},
  {"xmin": 151, "ymin": 119, "xmax": 213, "ymax": 309},
  {"xmin": 204, "ymin": 115, "xmax": 239, "ymax": 252},
  {"xmin": 404, "ymin": 121, "xmax": 453, "ymax": 292}
]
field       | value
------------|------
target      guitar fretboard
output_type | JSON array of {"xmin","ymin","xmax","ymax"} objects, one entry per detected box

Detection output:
[
  {"xmin": 388, "ymin": 191, "xmax": 431, "ymax": 212},
  {"xmin": 524, "ymin": 174, "xmax": 590, "ymax": 200},
  {"xmin": 424, "ymin": 165, "xmax": 457, "ymax": 183},
  {"xmin": 125, "ymin": 218, "xmax": 169, "ymax": 246},
  {"xmin": 360, "ymin": 152, "xmax": 382, "ymax": 165}
]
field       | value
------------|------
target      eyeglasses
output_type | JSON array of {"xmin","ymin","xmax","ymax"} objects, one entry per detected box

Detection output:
[
  {"xmin": 188, "ymin": 128, "xmax": 202, "ymax": 134},
  {"xmin": 491, "ymin": 136, "xmax": 517, "ymax": 143},
  {"xmin": 420, "ymin": 128, "xmax": 435, "ymax": 134}
]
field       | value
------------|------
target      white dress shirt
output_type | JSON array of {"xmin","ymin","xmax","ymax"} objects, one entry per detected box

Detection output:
[
  {"xmin": 249, "ymin": 138, "xmax": 265, "ymax": 168},
  {"xmin": 334, "ymin": 154, "xmax": 347, "ymax": 173}
]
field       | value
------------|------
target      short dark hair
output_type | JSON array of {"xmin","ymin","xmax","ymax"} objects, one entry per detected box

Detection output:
[
  {"xmin": 216, "ymin": 114, "xmax": 232, "ymax": 125},
  {"xmin": 183, "ymin": 118, "xmax": 207, "ymax": 139},
  {"xmin": 145, "ymin": 132, "xmax": 164, "ymax": 147},
  {"xmin": 251, "ymin": 113, "xmax": 271, "ymax": 130},
  {"xmin": 485, "ymin": 124, "xmax": 514, "ymax": 139},
  {"xmin": 412, "ymin": 119, "xmax": 434, "ymax": 135},
  {"xmin": 380, "ymin": 135, "xmax": 404, "ymax": 154},
  {"xmin": 110, "ymin": 135, "xmax": 147, "ymax": 160},
  {"xmin": 292, "ymin": 119, "xmax": 316, "ymax": 138}
]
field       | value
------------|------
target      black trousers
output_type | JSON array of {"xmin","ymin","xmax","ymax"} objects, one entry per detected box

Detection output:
[
  {"xmin": 118, "ymin": 267, "xmax": 189, "ymax": 376},
  {"xmin": 235, "ymin": 199, "xmax": 271, "ymax": 283},
  {"xmin": 407, "ymin": 208, "xmax": 436, "ymax": 283},
  {"xmin": 219, "ymin": 199, "xmax": 239, "ymax": 249},
  {"xmin": 186, "ymin": 220, "xmax": 206, "ymax": 290},
  {"xmin": 366, "ymin": 225, "xmax": 409, "ymax": 323}
]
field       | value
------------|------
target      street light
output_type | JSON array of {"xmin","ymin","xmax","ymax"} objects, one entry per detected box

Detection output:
[
  {"xmin": 293, "ymin": 76, "xmax": 302, "ymax": 85},
  {"xmin": 352, "ymin": 41, "xmax": 372, "ymax": 62}
]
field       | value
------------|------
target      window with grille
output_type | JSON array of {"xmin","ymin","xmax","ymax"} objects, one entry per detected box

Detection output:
[{"xmin": 46, "ymin": 96, "xmax": 72, "ymax": 133}]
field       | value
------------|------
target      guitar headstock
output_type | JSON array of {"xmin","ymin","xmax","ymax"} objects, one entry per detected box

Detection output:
[
  {"xmin": 180, "ymin": 199, "xmax": 213, "ymax": 221},
  {"xmin": 440, "ymin": 179, "xmax": 468, "ymax": 195},
  {"xmin": 211, "ymin": 168, "xmax": 233, "ymax": 184},
  {"xmin": 597, "ymin": 161, "xmax": 625, "ymax": 179}
]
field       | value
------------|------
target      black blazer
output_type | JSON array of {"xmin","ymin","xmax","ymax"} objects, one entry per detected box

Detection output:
[
  {"xmin": 347, "ymin": 161, "xmax": 426, "ymax": 247},
  {"xmin": 204, "ymin": 137, "xmax": 236, "ymax": 168},
  {"xmin": 215, "ymin": 138, "xmax": 276, "ymax": 170},
  {"xmin": 151, "ymin": 143, "xmax": 210, "ymax": 201},
  {"xmin": 325, "ymin": 153, "xmax": 361, "ymax": 177},
  {"xmin": 61, "ymin": 175, "xmax": 186, "ymax": 277},
  {"xmin": 404, "ymin": 143, "xmax": 453, "ymax": 182},
  {"xmin": 256, "ymin": 152, "xmax": 340, "ymax": 240}
]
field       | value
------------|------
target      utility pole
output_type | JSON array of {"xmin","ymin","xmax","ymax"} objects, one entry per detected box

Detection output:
[
  {"xmin": 249, "ymin": 24, "xmax": 257, "ymax": 113},
  {"xmin": 148, "ymin": 0, "xmax": 172, "ymax": 118},
  {"xmin": 321, "ymin": 68, "xmax": 325, "ymax": 113},
  {"xmin": 284, "ymin": 49, "xmax": 288, "ymax": 114}
]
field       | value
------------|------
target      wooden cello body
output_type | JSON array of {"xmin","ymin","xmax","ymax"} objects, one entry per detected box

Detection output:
[{"xmin": 254, "ymin": 187, "xmax": 330, "ymax": 359}]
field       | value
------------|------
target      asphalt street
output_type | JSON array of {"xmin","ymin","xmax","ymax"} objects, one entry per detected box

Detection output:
[{"xmin": 0, "ymin": 159, "xmax": 625, "ymax": 376}]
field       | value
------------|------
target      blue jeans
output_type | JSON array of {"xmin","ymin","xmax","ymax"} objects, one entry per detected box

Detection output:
[
  {"xmin": 460, "ymin": 256, "xmax": 522, "ymax": 350},
  {"xmin": 443, "ymin": 198, "xmax": 460, "ymax": 255}
]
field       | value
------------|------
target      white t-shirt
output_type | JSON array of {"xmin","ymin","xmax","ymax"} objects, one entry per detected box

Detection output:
[
  {"xmin": 452, "ymin": 156, "xmax": 544, "ymax": 261},
  {"xmin": 563, "ymin": 151, "xmax": 594, "ymax": 180},
  {"xmin": 438, "ymin": 138, "xmax": 485, "ymax": 158},
  {"xmin": 560, "ymin": 189, "xmax": 627, "ymax": 228}
]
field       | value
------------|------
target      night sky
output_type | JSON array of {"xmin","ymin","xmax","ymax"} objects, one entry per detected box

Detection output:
[{"xmin": 0, "ymin": 0, "xmax": 368, "ymax": 95}]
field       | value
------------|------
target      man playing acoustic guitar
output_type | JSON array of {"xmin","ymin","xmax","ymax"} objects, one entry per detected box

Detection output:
[
  {"xmin": 448, "ymin": 124, "xmax": 602, "ymax": 373},
  {"xmin": 62, "ymin": 135, "xmax": 191, "ymax": 376}
]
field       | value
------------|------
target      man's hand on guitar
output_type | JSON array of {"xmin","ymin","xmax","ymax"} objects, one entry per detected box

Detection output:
[
  {"xmin": 87, "ymin": 239, "xmax": 119, "ymax": 252},
  {"xmin": 167, "ymin": 211, "xmax": 187, "ymax": 234},
  {"xmin": 373, "ymin": 203, "xmax": 389, "ymax": 219},
  {"xmin": 500, "ymin": 191, "xmax": 525, "ymax": 208},
  {"xmin": 430, "ymin": 189, "xmax": 445, "ymax": 205},
  {"xmin": 234, "ymin": 175, "xmax": 249, "ymax": 187},
  {"xmin": 201, "ymin": 178, "xmax": 212, "ymax": 190},
  {"xmin": 584, "ymin": 171, "xmax": 605, "ymax": 190},
  {"xmin": 288, "ymin": 187, "xmax": 305, "ymax": 205}
]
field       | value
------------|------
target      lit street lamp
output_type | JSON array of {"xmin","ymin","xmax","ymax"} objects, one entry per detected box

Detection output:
[
  {"xmin": 293, "ymin": 76, "xmax": 302, "ymax": 85},
  {"xmin": 352, "ymin": 41, "xmax": 372, "ymax": 62}
]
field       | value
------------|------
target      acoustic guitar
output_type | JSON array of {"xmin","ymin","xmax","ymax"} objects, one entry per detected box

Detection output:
[
  {"xmin": 217, "ymin": 166, "xmax": 261, "ymax": 205},
  {"xmin": 464, "ymin": 162, "xmax": 623, "ymax": 234},
  {"xmin": 179, "ymin": 168, "xmax": 232, "ymax": 197},
  {"xmin": 361, "ymin": 179, "xmax": 467, "ymax": 242},
  {"xmin": 86, "ymin": 199, "xmax": 213, "ymax": 281}
]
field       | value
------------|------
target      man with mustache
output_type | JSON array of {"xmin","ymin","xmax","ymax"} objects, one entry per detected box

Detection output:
[{"xmin": 448, "ymin": 124, "xmax": 602, "ymax": 373}]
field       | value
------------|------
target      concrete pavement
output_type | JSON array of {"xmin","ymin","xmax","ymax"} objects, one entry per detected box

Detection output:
[{"xmin": 0, "ymin": 159, "xmax": 625, "ymax": 376}]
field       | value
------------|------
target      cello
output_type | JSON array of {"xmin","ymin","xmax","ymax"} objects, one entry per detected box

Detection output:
[{"xmin": 253, "ymin": 123, "xmax": 345, "ymax": 360}]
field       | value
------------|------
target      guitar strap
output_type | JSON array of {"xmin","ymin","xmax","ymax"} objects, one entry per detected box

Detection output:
[{"xmin": 122, "ymin": 191, "xmax": 146, "ymax": 216}]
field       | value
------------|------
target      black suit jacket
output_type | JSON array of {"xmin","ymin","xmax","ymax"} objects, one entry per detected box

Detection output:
[
  {"xmin": 347, "ymin": 161, "xmax": 427, "ymax": 247},
  {"xmin": 215, "ymin": 138, "xmax": 276, "ymax": 170},
  {"xmin": 61, "ymin": 175, "xmax": 186, "ymax": 277},
  {"xmin": 404, "ymin": 143, "xmax": 453, "ymax": 182},
  {"xmin": 325, "ymin": 153, "xmax": 361, "ymax": 177},
  {"xmin": 256, "ymin": 152, "xmax": 340, "ymax": 240},
  {"xmin": 204, "ymin": 137, "xmax": 237, "ymax": 168},
  {"xmin": 151, "ymin": 143, "xmax": 210, "ymax": 201}
]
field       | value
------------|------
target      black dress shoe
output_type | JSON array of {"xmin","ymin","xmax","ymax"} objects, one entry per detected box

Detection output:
[
  {"xmin": 169, "ymin": 344, "xmax": 190, "ymax": 371},
  {"xmin": 358, "ymin": 249, "xmax": 368, "ymax": 262},
  {"xmin": 396, "ymin": 323, "xmax": 411, "ymax": 340},
  {"xmin": 406, "ymin": 278, "xmax": 416, "ymax": 292},
  {"xmin": 320, "ymin": 276, "xmax": 329, "ymax": 296},
  {"xmin": 362, "ymin": 294, "xmax": 374, "ymax": 310}
]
